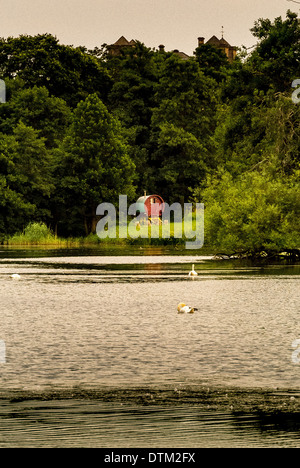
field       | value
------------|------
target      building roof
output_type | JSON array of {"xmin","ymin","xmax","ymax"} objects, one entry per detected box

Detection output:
[
  {"xmin": 219, "ymin": 37, "xmax": 231, "ymax": 46},
  {"xmin": 206, "ymin": 35, "xmax": 235, "ymax": 49},
  {"xmin": 206, "ymin": 35, "xmax": 221, "ymax": 46},
  {"xmin": 107, "ymin": 37, "xmax": 137, "ymax": 55},
  {"xmin": 173, "ymin": 50, "xmax": 190, "ymax": 60},
  {"xmin": 113, "ymin": 36, "xmax": 131, "ymax": 46}
]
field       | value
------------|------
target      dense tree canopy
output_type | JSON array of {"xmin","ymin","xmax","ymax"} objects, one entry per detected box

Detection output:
[
  {"xmin": 0, "ymin": 10, "xmax": 299, "ymax": 255},
  {"xmin": 55, "ymin": 94, "xmax": 136, "ymax": 236},
  {"xmin": 0, "ymin": 34, "xmax": 111, "ymax": 106},
  {"xmin": 249, "ymin": 10, "xmax": 300, "ymax": 91},
  {"xmin": 199, "ymin": 170, "xmax": 300, "ymax": 256}
]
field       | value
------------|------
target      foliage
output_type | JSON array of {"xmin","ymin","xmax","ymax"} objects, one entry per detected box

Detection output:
[
  {"xmin": 0, "ymin": 15, "xmax": 299, "ymax": 256},
  {"xmin": 200, "ymin": 170, "xmax": 300, "ymax": 255},
  {"xmin": 194, "ymin": 44, "xmax": 231, "ymax": 82},
  {"xmin": 0, "ymin": 85, "xmax": 71, "ymax": 147},
  {"xmin": 21, "ymin": 221, "xmax": 53, "ymax": 242},
  {"xmin": 57, "ymin": 93, "xmax": 136, "ymax": 235},
  {"xmin": 0, "ymin": 123, "xmax": 54, "ymax": 235},
  {"xmin": 150, "ymin": 54, "xmax": 218, "ymax": 202},
  {"xmin": 0, "ymin": 34, "xmax": 111, "ymax": 106},
  {"xmin": 105, "ymin": 42, "xmax": 159, "ymax": 194},
  {"xmin": 248, "ymin": 10, "xmax": 300, "ymax": 92}
]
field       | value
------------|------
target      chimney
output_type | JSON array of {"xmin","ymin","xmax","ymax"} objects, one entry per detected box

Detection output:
[
  {"xmin": 198, "ymin": 37, "xmax": 205, "ymax": 46},
  {"xmin": 158, "ymin": 44, "xmax": 165, "ymax": 52}
]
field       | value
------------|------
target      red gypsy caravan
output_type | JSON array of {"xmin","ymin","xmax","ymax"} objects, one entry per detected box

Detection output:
[{"xmin": 135, "ymin": 192, "xmax": 165, "ymax": 224}]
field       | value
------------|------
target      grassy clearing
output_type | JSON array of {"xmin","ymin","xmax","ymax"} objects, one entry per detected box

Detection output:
[
  {"xmin": 6, "ymin": 220, "xmax": 200, "ymax": 248},
  {"xmin": 7, "ymin": 222, "xmax": 83, "ymax": 247},
  {"xmin": 3, "ymin": 221, "xmax": 222, "ymax": 257}
]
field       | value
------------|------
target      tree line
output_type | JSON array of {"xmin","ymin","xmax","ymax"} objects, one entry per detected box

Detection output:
[{"xmin": 0, "ymin": 10, "xmax": 299, "ymax": 256}]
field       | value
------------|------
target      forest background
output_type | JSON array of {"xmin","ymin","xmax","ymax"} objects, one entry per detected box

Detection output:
[{"xmin": 0, "ymin": 10, "xmax": 299, "ymax": 257}]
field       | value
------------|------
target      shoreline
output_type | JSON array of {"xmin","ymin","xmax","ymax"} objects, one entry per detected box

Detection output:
[
  {"xmin": 2, "ymin": 243, "xmax": 299, "ymax": 263},
  {"xmin": 2, "ymin": 385, "xmax": 300, "ymax": 413}
]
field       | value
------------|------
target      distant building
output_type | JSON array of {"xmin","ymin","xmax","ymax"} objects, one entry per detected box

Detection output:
[
  {"xmin": 197, "ymin": 35, "xmax": 237, "ymax": 62},
  {"xmin": 158, "ymin": 44, "xmax": 190, "ymax": 60},
  {"xmin": 107, "ymin": 34, "xmax": 237, "ymax": 62},
  {"xmin": 172, "ymin": 49, "xmax": 190, "ymax": 60},
  {"xmin": 159, "ymin": 35, "xmax": 237, "ymax": 62},
  {"xmin": 107, "ymin": 36, "xmax": 136, "ymax": 56}
]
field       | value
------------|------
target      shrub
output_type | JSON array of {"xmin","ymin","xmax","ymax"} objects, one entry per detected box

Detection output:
[
  {"xmin": 199, "ymin": 170, "xmax": 300, "ymax": 256},
  {"xmin": 22, "ymin": 222, "xmax": 54, "ymax": 242}
]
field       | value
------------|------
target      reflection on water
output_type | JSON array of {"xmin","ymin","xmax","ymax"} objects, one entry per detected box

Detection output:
[
  {"xmin": 0, "ymin": 247, "xmax": 299, "ymax": 447},
  {"xmin": 0, "ymin": 401, "xmax": 300, "ymax": 448}
]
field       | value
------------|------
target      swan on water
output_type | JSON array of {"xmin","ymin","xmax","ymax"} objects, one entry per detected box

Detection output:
[
  {"xmin": 188, "ymin": 264, "xmax": 198, "ymax": 276},
  {"xmin": 177, "ymin": 302, "xmax": 198, "ymax": 314},
  {"xmin": 10, "ymin": 274, "xmax": 21, "ymax": 279}
]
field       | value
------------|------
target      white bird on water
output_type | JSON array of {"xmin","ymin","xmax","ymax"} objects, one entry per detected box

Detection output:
[
  {"xmin": 10, "ymin": 274, "xmax": 21, "ymax": 279},
  {"xmin": 188, "ymin": 264, "xmax": 198, "ymax": 277},
  {"xmin": 177, "ymin": 302, "xmax": 198, "ymax": 314}
]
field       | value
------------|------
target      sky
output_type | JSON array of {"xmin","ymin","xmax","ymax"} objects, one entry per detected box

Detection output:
[{"xmin": 0, "ymin": 0, "xmax": 298, "ymax": 54}]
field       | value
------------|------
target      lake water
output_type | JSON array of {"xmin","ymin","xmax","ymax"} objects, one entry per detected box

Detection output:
[{"xmin": 0, "ymin": 246, "xmax": 300, "ymax": 447}]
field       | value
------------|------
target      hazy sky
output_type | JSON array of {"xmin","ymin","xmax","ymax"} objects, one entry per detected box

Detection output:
[{"xmin": 0, "ymin": 0, "xmax": 298, "ymax": 54}]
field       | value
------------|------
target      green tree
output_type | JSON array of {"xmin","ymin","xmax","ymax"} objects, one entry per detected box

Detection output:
[
  {"xmin": 0, "ymin": 176, "xmax": 35, "ymax": 238},
  {"xmin": 198, "ymin": 170, "xmax": 300, "ymax": 256},
  {"xmin": 0, "ymin": 85, "xmax": 71, "ymax": 147},
  {"xmin": 150, "ymin": 54, "xmax": 218, "ymax": 202},
  {"xmin": 105, "ymin": 42, "xmax": 159, "ymax": 194},
  {"xmin": 152, "ymin": 54, "xmax": 217, "ymax": 140},
  {"xmin": 248, "ymin": 10, "xmax": 300, "ymax": 92},
  {"xmin": 0, "ymin": 34, "xmax": 111, "ymax": 106},
  {"xmin": 107, "ymin": 42, "xmax": 157, "ymax": 129},
  {"xmin": 210, "ymin": 88, "xmax": 300, "ymax": 177},
  {"xmin": 194, "ymin": 43, "xmax": 231, "ymax": 82},
  {"xmin": 57, "ymin": 93, "xmax": 136, "ymax": 236},
  {"xmin": 0, "ymin": 123, "xmax": 54, "ymax": 235},
  {"xmin": 149, "ymin": 123, "xmax": 207, "ymax": 204}
]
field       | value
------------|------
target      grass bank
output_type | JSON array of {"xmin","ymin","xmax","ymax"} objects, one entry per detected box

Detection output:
[
  {"xmin": 5, "ymin": 221, "xmax": 201, "ymax": 248},
  {"xmin": 6, "ymin": 222, "xmax": 298, "ymax": 260}
]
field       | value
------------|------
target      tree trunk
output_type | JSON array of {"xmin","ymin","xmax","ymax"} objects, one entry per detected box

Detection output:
[
  {"xmin": 91, "ymin": 215, "xmax": 98, "ymax": 234},
  {"xmin": 84, "ymin": 216, "xmax": 89, "ymax": 236}
]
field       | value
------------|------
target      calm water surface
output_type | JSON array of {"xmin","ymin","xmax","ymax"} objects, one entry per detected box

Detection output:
[{"xmin": 0, "ymin": 246, "xmax": 299, "ymax": 447}]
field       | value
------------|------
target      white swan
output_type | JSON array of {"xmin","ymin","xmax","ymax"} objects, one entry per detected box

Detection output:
[
  {"xmin": 177, "ymin": 302, "xmax": 198, "ymax": 314},
  {"xmin": 188, "ymin": 264, "xmax": 198, "ymax": 276},
  {"xmin": 10, "ymin": 274, "xmax": 21, "ymax": 279}
]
